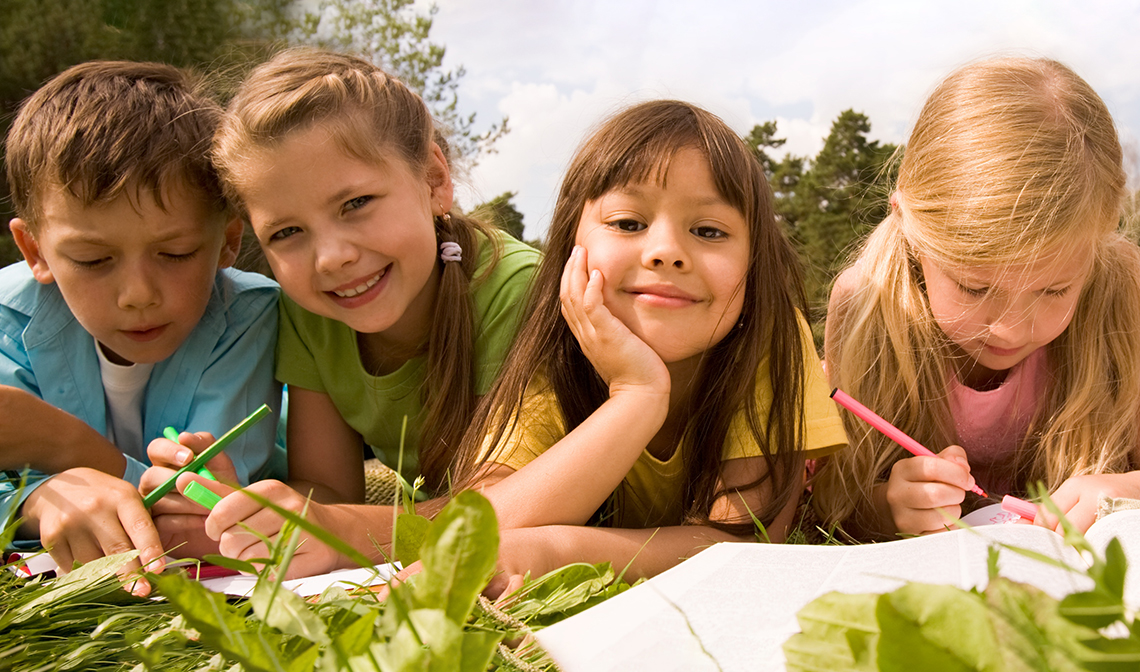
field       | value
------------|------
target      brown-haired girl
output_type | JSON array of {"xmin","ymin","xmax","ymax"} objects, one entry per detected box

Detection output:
[
  {"xmin": 454, "ymin": 99, "xmax": 847, "ymax": 589},
  {"xmin": 164, "ymin": 47, "xmax": 538, "ymax": 577},
  {"xmin": 814, "ymin": 57, "xmax": 1140, "ymax": 539}
]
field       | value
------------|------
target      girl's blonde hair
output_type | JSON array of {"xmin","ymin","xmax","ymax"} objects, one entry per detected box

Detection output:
[
  {"xmin": 213, "ymin": 47, "xmax": 498, "ymax": 493},
  {"xmin": 453, "ymin": 100, "xmax": 809, "ymax": 531},
  {"xmin": 814, "ymin": 57, "xmax": 1140, "ymax": 530}
]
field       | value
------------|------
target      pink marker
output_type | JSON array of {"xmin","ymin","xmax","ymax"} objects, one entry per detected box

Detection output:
[
  {"xmin": 1000, "ymin": 494, "xmax": 1036, "ymax": 522},
  {"xmin": 830, "ymin": 388, "xmax": 988, "ymax": 498}
]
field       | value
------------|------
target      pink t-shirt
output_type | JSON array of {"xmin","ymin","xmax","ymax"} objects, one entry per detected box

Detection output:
[{"xmin": 947, "ymin": 347, "xmax": 1048, "ymax": 494}]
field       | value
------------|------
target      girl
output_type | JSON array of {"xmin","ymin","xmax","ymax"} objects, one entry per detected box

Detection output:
[
  {"xmin": 813, "ymin": 57, "xmax": 1140, "ymax": 539},
  {"xmin": 453, "ymin": 100, "xmax": 847, "ymax": 587},
  {"xmin": 154, "ymin": 48, "xmax": 538, "ymax": 577}
]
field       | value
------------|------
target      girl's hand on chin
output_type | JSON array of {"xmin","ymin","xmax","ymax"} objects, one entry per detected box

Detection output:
[{"xmin": 560, "ymin": 246, "xmax": 669, "ymax": 398}]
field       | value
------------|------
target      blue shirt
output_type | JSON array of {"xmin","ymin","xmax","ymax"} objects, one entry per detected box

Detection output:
[{"xmin": 0, "ymin": 262, "xmax": 284, "ymax": 529}]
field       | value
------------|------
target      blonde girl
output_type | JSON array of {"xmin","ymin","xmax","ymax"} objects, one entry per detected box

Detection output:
[
  {"xmin": 814, "ymin": 57, "xmax": 1140, "ymax": 539},
  {"xmin": 157, "ymin": 48, "xmax": 538, "ymax": 577},
  {"xmin": 454, "ymin": 100, "xmax": 847, "ymax": 589}
]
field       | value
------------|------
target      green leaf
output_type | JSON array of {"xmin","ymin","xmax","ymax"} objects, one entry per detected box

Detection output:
[
  {"xmin": 394, "ymin": 513, "xmax": 431, "ymax": 566},
  {"xmin": 200, "ymin": 554, "xmax": 259, "ymax": 575},
  {"xmin": 504, "ymin": 563, "xmax": 616, "ymax": 622},
  {"xmin": 251, "ymin": 578, "xmax": 331, "ymax": 645},
  {"xmin": 876, "ymin": 583, "xmax": 1002, "ymax": 672},
  {"xmin": 1059, "ymin": 590, "xmax": 1125, "ymax": 630},
  {"xmin": 458, "ymin": 629, "xmax": 503, "ymax": 672},
  {"xmin": 413, "ymin": 491, "xmax": 499, "ymax": 623},
  {"xmin": 983, "ymin": 577, "xmax": 1092, "ymax": 672},
  {"xmin": 784, "ymin": 591, "xmax": 879, "ymax": 672},
  {"xmin": 986, "ymin": 545, "xmax": 1000, "ymax": 582}
]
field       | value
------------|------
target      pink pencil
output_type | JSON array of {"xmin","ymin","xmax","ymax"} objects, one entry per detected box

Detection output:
[{"xmin": 830, "ymin": 388, "xmax": 988, "ymax": 498}]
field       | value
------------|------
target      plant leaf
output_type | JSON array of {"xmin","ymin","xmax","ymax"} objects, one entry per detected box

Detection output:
[
  {"xmin": 876, "ymin": 583, "xmax": 1001, "ymax": 672},
  {"xmin": 783, "ymin": 591, "xmax": 879, "ymax": 672},
  {"xmin": 394, "ymin": 513, "xmax": 431, "ymax": 566},
  {"xmin": 413, "ymin": 491, "xmax": 498, "ymax": 623},
  {"xmin": 251, "ymin": 578, "xmax": 331, "ymax": 645}
]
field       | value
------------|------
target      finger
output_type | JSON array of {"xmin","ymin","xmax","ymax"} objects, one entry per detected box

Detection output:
[
  {"xmin": 153, "ymin": 512, "xmax": 213, "ymax": 556},
  {"xmin": 894, "ymin": 455, "xmax": 974, "ymax": 492},
  {"xmin": 146, "ymin": 437, "xmax": 196, "ymax": 469},
  {"xmin": 582, "ymin": 268, "xmax": 605, "ymax": 316},
  {"xmin": 939, "ymin": 445, "xmax": 972, "ymax": 470},
  {"xmin": 1063, "ymin": 499, "xmax": 1098, "ymax": 534},
  {"xmin": 115, "ymin": 497, "xmax": 166, "ymax": 573},
  {"xmin": 492, "ymin": 573, "xmax": 527, "ymax": 603},
  {"xmin": 47, "ymin": 536, "xmax": 78, "ymax": 575}
]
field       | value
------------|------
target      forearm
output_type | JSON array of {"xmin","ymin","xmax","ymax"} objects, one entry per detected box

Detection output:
[
  {"xmin": 477, "ymin": 391, "xmax": 667, "ymax": 529},
  {"xmin": 315, "ymin": 495, "xmax": 453, "ymax": 568},
  {"xmin": 504, "ymin": 524, "xmax": 752, "ymax": 583},
  {"xmin": 0, "ymin": 388, "xmax": 125, "ymax": 476}
]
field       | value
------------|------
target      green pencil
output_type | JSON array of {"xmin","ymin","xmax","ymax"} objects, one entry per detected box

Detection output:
[{"xmin": 143, "ymin": 404, "xmax": 271, "ymax": 508}]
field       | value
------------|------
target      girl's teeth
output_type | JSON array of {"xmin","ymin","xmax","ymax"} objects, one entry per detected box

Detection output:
[{"xmin": 334, "ymin": 272, "xmax": 381, "ymax": 298}]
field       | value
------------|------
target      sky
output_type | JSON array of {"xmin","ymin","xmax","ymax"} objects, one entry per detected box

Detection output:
[{"xmin": 426, "ymin": 0, "xmax": 1140, "ymax": 240}]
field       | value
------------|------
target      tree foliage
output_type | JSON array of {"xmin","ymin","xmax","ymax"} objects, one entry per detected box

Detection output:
[
  {"xmin": 0, "ymin": 0, "xmax": 503, "ymax": 267},
  {"xmin": 745, "ymin": 111, "xmax": 898, "ymax": 334},
  {"xmin": 470, "ymin": 191, "xmax": 526, "ymax": 241}
]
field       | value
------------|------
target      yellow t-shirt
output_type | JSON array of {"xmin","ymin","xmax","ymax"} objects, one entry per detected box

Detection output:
[{"xmin": 484, "ymin": 316, "xmax": 848, "ymax": 527}]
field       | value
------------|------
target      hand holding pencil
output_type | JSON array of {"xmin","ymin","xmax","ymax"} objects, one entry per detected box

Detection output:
[{"xmin": 831, "ymin": 388, "xmax": 989, "ymax": 535}]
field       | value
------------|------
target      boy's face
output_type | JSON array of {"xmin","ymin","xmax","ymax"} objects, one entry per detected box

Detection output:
[{"xmin": 10, "ymin": 182, "xmax": 242, "ymax": 365}]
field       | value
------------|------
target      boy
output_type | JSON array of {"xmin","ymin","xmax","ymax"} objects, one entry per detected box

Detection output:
[{"xmin": 1, "ymin": 61, "xmax": 281, "ymax": 590}]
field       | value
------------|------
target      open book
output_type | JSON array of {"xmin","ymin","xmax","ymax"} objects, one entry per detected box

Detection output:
[{"xmin": 535, "ymin": 510, "xmax": 1140, "ymax": 672}]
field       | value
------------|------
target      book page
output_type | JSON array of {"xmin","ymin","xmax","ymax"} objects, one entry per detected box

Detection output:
[{"xmin": 537, "ymin": 516, "xmax": 1140, "ymax": 672}]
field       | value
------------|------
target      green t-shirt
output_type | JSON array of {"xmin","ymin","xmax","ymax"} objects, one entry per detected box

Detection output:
[{"xmin": 276, "ymin": 229, "xmax": 540, "ymax": 477}]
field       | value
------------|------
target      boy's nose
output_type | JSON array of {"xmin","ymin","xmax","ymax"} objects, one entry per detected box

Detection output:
[{"xmin": 119, "ymin": 272, "xmax": 160, "ymax": 309}]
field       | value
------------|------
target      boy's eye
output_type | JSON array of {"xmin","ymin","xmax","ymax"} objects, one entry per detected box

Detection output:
[
  {"xmin": 693, "ymin": 225, "xmax": 727, "ymax": 240},
  {"xmin": 268, "ymin": 226, "xmax": 302, "ymax": 242},
  {"xmin": 343, "ymin": 195, "xmax": 373, "ymax": 213},
  {"xmin": 607, "ymin": 218, "xmax": 645, "ymax": 233},
  {"xmin": 69, "ymin": 257, "xmax": 110, "ymax": 269},
  {"xmin": 161, "ymin": 249, "xmax": 199, "ymax": 261}
]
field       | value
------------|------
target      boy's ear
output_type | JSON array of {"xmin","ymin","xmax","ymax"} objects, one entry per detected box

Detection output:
[
  {"xmin": 217, "ymin": 216, "xmax": 244, "ymax": 269},
  {"xmin": 9, "ymin": 218, "xmax": 55, "ymax": 285},
  {"xmin": 427, "ymin": 142, "xmax": 454, "ymax": 214}
]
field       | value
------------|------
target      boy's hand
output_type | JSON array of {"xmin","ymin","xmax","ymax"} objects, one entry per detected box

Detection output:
[
  {"xmin": 186, "ymin": 476, "xmax": 345, "ymax": 580},
  {"xmin": 1036, "ymin": 472, "xmax": 1140, "ymax": 534},
  {"xmin": 20, "ymin": 468, "xmax": 164, "ymax": 595},
  {"xmin": 560, "ymin": 246, "xmax": 670, "ymax": 400},
  {"xmin": 885, "ymin": 445, "xmax": 977, "ymax": 535},
  {"xmin": 141, "ymin": 431, "xmax": 234, "ymax": 558}
]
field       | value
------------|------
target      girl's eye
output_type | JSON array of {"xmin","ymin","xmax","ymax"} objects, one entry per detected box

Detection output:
[
  {"xmin": 269, "ymin": 226, "xmax": 302, "ymax": 242},
  {"xmin": 607, "ymin": 218, "xmax": 645, "ymax": 233},
  {"xmin": 957, "ymin": 283, "xmax": 988, "ymax": 297},
  {"xmin": 693, "ymin": 225, "xmax": 727, "ymax": 240},
  {"xmin": 343, "ymin": 195, "xmax": 372, "ymax": 213},
  {"xmin": 1042, "ymin": 286, "xmax": 1071, "ymax": 297}
]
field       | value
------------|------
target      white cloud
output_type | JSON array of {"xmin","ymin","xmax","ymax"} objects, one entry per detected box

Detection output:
[{"xmin": 432, "ymin": 0, "xmax": 1140, "ymax": 239}]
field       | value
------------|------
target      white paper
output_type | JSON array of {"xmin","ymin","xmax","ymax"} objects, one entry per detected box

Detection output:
[
  {"xmin": 536, "ymin": 510, "xmax": 1140, "ymax": 672},
  {"xmin": 200, "ymin": 563, "xmax": 402, "ymax": 597}
]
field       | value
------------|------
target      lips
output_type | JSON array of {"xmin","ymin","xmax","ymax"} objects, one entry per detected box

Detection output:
[
  {"xmin": 984, "ymin": 344, "xmax": 1023, "ymax": 357},
  {"xmin": 627, "ymin": 283, "xmax": 700, "ymax": 307},
  {"xmin": 332, "ymin": 269, "xmax": 385, "ymax": 298},
  {"xmin": 122, "ymin": 324, "xmax": 169, "ymax": 342}
]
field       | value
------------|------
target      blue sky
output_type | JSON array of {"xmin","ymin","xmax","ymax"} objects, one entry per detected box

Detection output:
[{"xmin": 428, "ymin": 0, "xmax": 1140, "ymax": 239}]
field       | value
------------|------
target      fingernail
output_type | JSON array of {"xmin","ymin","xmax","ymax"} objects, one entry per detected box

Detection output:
[
  {"xmin": 177, "ymin": 449, "xmax": 193, "ymax": 464},
  {"xmin": 591, "ymin": 269, "xmax": 600, "ymax": 280}
]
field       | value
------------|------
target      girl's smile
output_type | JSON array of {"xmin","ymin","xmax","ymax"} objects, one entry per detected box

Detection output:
[
  {"xmin": 241, "ymin": 125, "xmax": 453, "ymax": 348},
  {"xmin": 575, "ymin": 147, "xmax": 749, "ymax": 364}
]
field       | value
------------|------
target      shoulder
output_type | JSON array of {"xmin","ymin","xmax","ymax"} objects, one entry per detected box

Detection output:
[
  {"xmin": 0, "ymin": 262, "xmax": 43, "ymax": 316},
  {"xmin": 475, "ymin": 229, "xmax": 541, "ymax": 282}
]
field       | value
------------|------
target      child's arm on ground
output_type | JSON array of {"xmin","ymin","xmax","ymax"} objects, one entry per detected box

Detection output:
[
  {"xmin": 19, "ymin": 468, "xmax": 164, "ymax": 594},
  {"xmin": 485, "ymin": 455, "xmax": 797, "ymax": 596},
  {"xmin": 284, "ymin": 386, "xmax": 366, "ymax": 504},
  {"xmin": 470, "ymin": 247, "xmax": 671, "ymax": 528},
  {"xmin": 0, "ymin": 385, "xmax": 125, "ymax": 475}
]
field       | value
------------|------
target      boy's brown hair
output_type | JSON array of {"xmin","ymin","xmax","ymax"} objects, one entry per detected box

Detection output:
[{"xmin": 5, "ymin": 60, "xmax": 225, "ymax": 232}]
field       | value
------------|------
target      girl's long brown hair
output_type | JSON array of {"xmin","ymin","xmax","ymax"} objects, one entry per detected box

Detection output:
[
  {"xmin": 454, "ymin": 100, "xmax": 809, "ymax": 531},
  {"xmin": 213, "ymin": 47, "xmax": 498, "ymax": 493}
]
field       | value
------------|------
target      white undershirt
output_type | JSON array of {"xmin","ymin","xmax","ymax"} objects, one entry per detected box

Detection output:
[{"xmin": 95, "ymin": 338, "xmax": 155, "ymax": 463}]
